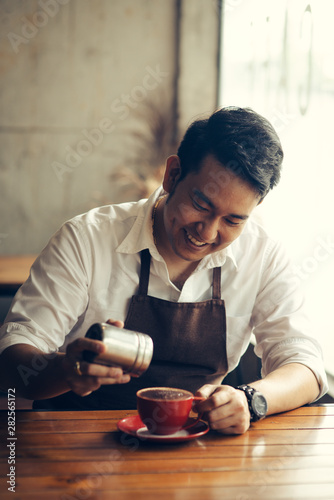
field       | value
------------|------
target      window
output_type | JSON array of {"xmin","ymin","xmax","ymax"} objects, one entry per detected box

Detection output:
[{"xmin": 219, "ymin": 0, "xmax": 334, "ymax": 377}]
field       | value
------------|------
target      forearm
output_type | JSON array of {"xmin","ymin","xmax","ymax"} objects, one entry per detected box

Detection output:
[
  {"xmin": 250, "ymin": 362, "xmax": 320, "ymax": 415},
  {"xmin": 0, "ymin": 344, "xmax": 71, "ymax": 400},
  {"xmin": 0, "ymin": 338, "xmax": 131, "ymax": 402}
]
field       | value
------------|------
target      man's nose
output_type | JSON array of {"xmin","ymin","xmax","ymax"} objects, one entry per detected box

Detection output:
[{"xmin": 196, "ymin": 219, "xmax": 220, "ymax": 243}]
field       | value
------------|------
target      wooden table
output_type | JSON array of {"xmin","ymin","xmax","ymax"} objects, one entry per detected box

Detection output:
[
  {"xmin": 0, "ymin": 255, "xmax": 37, "ymax": 295},
  {"xmin": 1, "ymin": 406, "xmax": 334, "ymax": 499}
]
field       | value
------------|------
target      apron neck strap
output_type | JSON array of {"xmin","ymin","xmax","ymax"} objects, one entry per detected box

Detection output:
[
  {"xmin": 139, "ymin": 249, "xmax": 151, "ymax": 295},
  {"xmin": 212, "ymin": 267, "xmax": 222, "ymax": 299}
]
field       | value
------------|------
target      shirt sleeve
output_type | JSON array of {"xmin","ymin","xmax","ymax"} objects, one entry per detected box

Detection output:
[
  {"xmin": 251, "ymin": 239, "xmax": 328, "ymax": 401},
  {"xmin": 0, "ymin": 220, "xmax": 91, "ymax": 355}
]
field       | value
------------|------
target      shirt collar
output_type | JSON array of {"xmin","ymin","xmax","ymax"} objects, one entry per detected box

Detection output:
[
  {"xmin": 116, "ymin": 187, "xmax": 164, "ymax": 260},
  {"xmin": 198, "ymin": 244, "xmax": 238, "ymax": 271},
  {"xmin": 116, "ymin": 187, "xmax": 238, "ymax": 270}
]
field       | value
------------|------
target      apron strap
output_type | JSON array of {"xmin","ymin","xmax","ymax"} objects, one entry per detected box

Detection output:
[
  {"xmin": 212, "ymin": 267, "xmax": 222, "ymax": 299},
  {"xmin": 139, "ymin": 249, "xmax": 151, "ymax": 295}
]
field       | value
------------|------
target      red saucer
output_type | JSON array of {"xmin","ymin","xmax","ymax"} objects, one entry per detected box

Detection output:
[{"xmin": 117, "ymin": 415, "xmax": 209, "ymax": 443}]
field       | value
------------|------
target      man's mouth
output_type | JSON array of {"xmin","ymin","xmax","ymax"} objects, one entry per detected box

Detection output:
[{"xmin": 185, "ymin": 229, "xmax": 207, "ymax": 247}]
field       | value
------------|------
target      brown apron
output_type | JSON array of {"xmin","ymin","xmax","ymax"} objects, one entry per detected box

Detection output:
[{"xmin": 33, "ymin": 249, "xmax": 228, "ymax": 410}]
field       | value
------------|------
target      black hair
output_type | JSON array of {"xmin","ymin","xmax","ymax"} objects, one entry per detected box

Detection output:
[{"xmin": 176, "ymin": 107, "xmax": 283, "ymax": 199}]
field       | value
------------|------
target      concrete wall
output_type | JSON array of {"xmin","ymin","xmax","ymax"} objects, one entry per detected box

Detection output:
[
  {"xmin": 178, "ymin": 0, "xmax": 220, "ymax": 131},
  {"xmin": 0, "ymin": 0, "xmax": 219, "ymax": 255}
]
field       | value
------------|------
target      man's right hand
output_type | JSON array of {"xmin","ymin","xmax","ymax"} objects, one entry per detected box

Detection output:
[{"xmin": 63, "ymin": 337, "xmax": 131, "ymax": 397}]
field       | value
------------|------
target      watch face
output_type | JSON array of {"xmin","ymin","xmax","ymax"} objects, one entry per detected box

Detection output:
[{"xmin": 252, "ymin": 393, "xmax": 268, "ymax": 418}]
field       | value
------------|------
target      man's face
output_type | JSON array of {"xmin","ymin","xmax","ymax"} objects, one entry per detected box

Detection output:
[{"xmin": 160, "ymin": 154, "xmax": 260, "ymax": 263}]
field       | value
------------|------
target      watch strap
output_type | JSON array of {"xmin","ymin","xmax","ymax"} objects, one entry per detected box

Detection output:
[{"xmin": 236, "ymin": 384, "xmax": 267, "ymax": 422}]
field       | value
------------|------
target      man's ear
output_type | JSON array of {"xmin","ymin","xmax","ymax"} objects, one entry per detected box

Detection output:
[{"xmin": 162, "ymin": 155, "xmax": 182, "ymax": 193}]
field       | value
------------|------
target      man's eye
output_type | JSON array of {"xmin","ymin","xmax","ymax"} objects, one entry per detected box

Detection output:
[
  {"xmin": 193, "ymin": 199, "xmax": 208, "ymax": 211},
  {"xmin": 225, "ymin": 219, "xmax": 240, "ymax": 226}
]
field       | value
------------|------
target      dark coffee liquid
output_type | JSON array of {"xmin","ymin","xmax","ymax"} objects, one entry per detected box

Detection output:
[{"xmin": 141, "ymin": 388, "xmax": 191, "ymax": 401}]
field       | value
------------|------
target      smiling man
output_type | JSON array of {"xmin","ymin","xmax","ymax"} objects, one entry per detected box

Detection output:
[
  {"xmin": 154, "ymin": 154, "xmax": 260, "ymax": 287},
  {"xmin": 0, "ymin": 107, "xmax": 328, "ymax": 433}
]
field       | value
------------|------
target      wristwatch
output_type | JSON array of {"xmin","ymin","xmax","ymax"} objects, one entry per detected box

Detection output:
[{"xmin": 237, "ymin": 384, "xmax": 268, "ymax": 422}]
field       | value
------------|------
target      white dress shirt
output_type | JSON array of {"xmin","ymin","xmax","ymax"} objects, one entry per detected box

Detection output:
[{"xmin": 0, "ymin": 188, "xmax": 328, "ymax": 398}]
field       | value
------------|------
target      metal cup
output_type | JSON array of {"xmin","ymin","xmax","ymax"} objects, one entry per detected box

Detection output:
[{"xmin": 83, "ymin": 323, "xmax": 153, "ymax": 377}]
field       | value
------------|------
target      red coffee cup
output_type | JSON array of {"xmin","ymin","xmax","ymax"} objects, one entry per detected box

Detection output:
[{"xmin": 136, "ymin": 387, "xmax": 203, "ymax": 435}]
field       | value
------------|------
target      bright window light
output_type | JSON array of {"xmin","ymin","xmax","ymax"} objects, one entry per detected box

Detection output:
[{"xmin": 219, "ymin": 0, "xmax": 334, "ymax": 376}]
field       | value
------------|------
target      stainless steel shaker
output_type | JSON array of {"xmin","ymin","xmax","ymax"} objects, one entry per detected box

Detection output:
[{"xmin": 83, "ymin": 323, "xmax": 153, "ymax": 377}]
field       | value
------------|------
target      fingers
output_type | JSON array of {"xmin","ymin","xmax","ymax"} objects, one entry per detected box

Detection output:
[
  {"xmin": 63, "ymin": 336, "xmax": 131, "ymax": 397},
  {"xmin": 195, "ymin": 384, "xmax": 217, "ymax": 399},
  {"xmin": 66, "ymin": 337, "xmax": 106, "ymax": 358},
  {"xmin": 80, "ymin": 361, "xmax": 131, "ymax": 384},
  {"xmin": 106, "ymin": 318, "xmax": 124, "ymax": 328},
  {"xmin": 65, "ymin": 362, "xmax": 131, "ymax": 397},
  {"xmin": 195, "ymin": 384, "xmax": 229, "ymax": 413},
  {"xmin": 208, "ymin": 405, "xmax": 251, "ymax": 435},
  {"xmin": 195, "ymin": 384, "xmax": 251, "ymax": 435}
]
